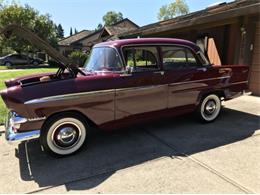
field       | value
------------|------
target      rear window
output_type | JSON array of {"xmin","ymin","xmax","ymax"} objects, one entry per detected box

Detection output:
[{"xmin": 161, "ymin": 46, "xmax": 199, "ymax": 70}]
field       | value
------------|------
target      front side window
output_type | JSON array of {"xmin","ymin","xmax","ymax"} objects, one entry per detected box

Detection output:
[
  {"xmin": 161, "ymin": 46, "xmax": 199, "ymax": 70},
  {"xmin": 123, "ymin": 46, "xmax": 159, "ymax": 72},
  {"xmin": 84, "ymin": 47, "xmax": 123, "ymax": 72}
]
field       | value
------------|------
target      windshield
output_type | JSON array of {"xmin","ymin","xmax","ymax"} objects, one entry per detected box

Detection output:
[{"xmin": 84, "ymin": 47, "xmax": 123, "ymax": 72}]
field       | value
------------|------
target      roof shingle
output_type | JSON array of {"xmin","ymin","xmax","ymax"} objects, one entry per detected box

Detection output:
[{"xmin": 58, "ymin": 30, "xmax": 93, "ymax": 46}]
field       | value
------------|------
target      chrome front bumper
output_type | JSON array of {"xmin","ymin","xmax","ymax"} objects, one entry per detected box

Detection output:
[{"xmin": 5, "ymin": 111, "xmax": 40, "ymax": 142}]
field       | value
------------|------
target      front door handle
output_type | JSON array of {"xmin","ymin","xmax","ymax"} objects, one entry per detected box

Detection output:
[{"xmin": 120, "ymin": 73, "xmax": 132, "ymax": 77}]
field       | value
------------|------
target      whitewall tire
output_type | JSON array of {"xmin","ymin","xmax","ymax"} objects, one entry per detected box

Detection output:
[
  {"xmin": 199, "ymin": 94, "xmax": 221, "ymax": 122},
  {"xmin": 40, "ymin": 114, "xmax": 87, "ymax": 156}
]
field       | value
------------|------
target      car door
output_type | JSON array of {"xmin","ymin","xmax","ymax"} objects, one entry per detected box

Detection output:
[
  {"xmin": 161, "ymin": 46, "xmax": 204, "ymax": 108},
  {"xmin": 8, "ymin": 55, "xmax": 18, "ymax": 65},
  {"xmin": 115, "ymin": 46, "xmax": 168, "ymax": 120},
  {"xmin": 20, "ymin": 55, "xmax": 29, "ymax": 64},
  {"xmin": 12, "ymin": 54, "xmax": 25, "ymax": 65}
]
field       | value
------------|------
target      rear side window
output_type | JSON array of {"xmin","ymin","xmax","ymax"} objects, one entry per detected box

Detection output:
[
  {"xmin": 123, "ymin": 46, "xmax": 159, "ymax": 72},
  {"xmin": 161, "ymin": 46, "xmax": 199, "ymax": 70}
]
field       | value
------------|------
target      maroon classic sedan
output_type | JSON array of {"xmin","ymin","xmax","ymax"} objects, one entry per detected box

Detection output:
[{"xmin": 0, "ymin": 26, "xmax": 249, "ymax": 156}]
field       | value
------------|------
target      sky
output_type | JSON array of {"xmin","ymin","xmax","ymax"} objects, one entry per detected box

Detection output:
[{"xmin": 14, "ymin": 0, "xmax": 234, "ymax": 36}]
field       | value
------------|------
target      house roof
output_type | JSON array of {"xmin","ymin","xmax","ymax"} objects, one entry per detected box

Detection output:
[
  {"xmin": 105, "ymin": 26, "xmax": 135, "ymax": 35},
  {"xmin": 59, "ymin": 18, "xmax": 139, "ymax": 47},
  {"xmin": 119, "ymin": 0, "xmax": 260, "ymax": 38},
  {"xmin": 58, "ymin": 30, "xmax": 93, "ymax": 46},
  {"xmin": 111, "ymin": 18, "xmax": 139, "ymax": 29}
]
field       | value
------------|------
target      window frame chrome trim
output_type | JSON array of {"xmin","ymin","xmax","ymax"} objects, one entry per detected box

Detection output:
[{"xmin": 120, "ymin": 43, "xmax": 203, "ymax": 69}]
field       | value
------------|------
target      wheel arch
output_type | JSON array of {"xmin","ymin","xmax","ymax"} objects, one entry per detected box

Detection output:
[
  {"xmin": 196, "ymin": 89, "xmax": 226, "ymax": 106},
  {"xmin": 4, "ymin": 61, "xmax": 12, "ymax": 66},
  {"xmin": 41, "ymin": 110, "xmax": 97, "ymax": 132}
]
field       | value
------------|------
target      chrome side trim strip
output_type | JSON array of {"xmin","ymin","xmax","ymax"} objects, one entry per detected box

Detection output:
[
  {"xmin": 116, "ymin": 85, "xmax": 166, "ymax": 92},
  {"xmin": 25, "ymin": 76, "xmax": 241, "ymax": 105},
  {"xmin": 168, "ymin": 76, "xmax": 230, "ymax": 86},
  {"xmin": 25, "ymin": 89, "xmax": 115, "ymax": 105},
  {"xmin": 228, "ymin": 81, "xmax": 248, "ymax": 85},
  {"xmin": 28, "ymin": 117, "xmax": 46, "ymax": 122}
]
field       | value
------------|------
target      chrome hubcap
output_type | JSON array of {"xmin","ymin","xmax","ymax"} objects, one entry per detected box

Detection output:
[
  {"xmin": 52, "ymin": 123, "xmax": 80, "ymax": 149},
  {"xmin": 204, "ymin": 100, "xmax": 216, "ymax": 115},
  {"xmin": 57, "ymin": 127, "xmax": 77, "ymax": 144}
]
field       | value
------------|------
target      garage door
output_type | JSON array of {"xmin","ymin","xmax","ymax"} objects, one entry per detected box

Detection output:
[{"xmin": 249, "ymin": 22, "xmax": 260, "ymax": 96}]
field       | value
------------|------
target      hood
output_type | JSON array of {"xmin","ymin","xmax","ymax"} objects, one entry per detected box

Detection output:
[
  {"xmin": 4, "ymin": 72, "xmax": 56, "ymax": 88},
  {"xmin": 0, "ymin": 24, "xmax": 74, "ymax": 69}
]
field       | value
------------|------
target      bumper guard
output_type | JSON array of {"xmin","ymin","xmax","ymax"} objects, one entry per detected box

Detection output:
[{"xmin": 5, "ymin": 112, "xmax": 40, "ymax": 142}]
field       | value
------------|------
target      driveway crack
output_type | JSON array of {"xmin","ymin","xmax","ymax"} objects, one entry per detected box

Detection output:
[{"xmin": 141, "ymin": 127, "xmax": 255, "ymax": 194}]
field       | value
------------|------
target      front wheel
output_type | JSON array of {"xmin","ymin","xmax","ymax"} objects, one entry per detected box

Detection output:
[
  {"xmin": 4, "ymin": 61, "xmax": 12, "ymax": 67},
  {"xmin": 40, "ymin": 113, "xmax": 87, "ymax": 156},
  {"xmin": 198, "ymin": 94, "xmax": 221, "ymax": 122}
]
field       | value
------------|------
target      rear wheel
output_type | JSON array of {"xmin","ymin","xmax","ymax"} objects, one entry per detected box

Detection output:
[
  {"xmin": 198, "ymin": 94, "xmax": 221, "ymax": 122},
  {"xmin": 40, "ymin": 113, "xmax": 87, "ymax": 156},
  {"xmin": 32, "ymin": 60, "xmax": 39, "ymax": 65}
]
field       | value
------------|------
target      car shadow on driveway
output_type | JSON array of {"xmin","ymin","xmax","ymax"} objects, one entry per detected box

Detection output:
[{"xmin": 15, "ymin": 107, "xmax": 259, "ymax": 192}]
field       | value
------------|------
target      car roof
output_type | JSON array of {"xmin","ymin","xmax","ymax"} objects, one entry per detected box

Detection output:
[{"xmin": 94, "ymin": 38, "xmax": 201, "ymax": 52}]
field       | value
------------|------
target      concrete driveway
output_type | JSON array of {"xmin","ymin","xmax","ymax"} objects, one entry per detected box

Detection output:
[{"xmin": 0, "ymin": 95, "xmax": 259, "ymax": 193}]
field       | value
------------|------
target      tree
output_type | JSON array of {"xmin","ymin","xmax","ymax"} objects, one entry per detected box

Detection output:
[
  {"xmin": 0, "ymin": 0, "xmax": 3, "ymax": 9},
  {"xmin": 158, "ymin": 0, "xmax": 189, "ymax": 21},
  {"xmin": 70, "ymin": 27, "xmax": 73, "ymax": 36},
  {"xmin": 0, "ymin": 2, "xmax": 60, "ymax": 54},
  {"xmin": 56, "ymin": 24, "xmax": 64, "ymax": 39},
  {"xmin": 96, "ymin": 23, "xmax": 103, "ymax": 31},
  {"xmin": 74, "ymin": 28, "xmax": 78, "ymax": 34},
  {"xmin": 102, "ymin": 11, "xmax": 123, "ymax": 26}
]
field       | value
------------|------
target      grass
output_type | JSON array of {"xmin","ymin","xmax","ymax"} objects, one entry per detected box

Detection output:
[
  {"xmin": 0, "ymin": 66, "xmax": 8, "ymax": 70},
  {"xmin": 0, "ymin": 68, "xmax": 57, "ymax": 124}
]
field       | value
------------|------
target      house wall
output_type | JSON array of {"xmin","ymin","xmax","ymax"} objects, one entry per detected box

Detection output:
[
  {"xmin": 249, "ymin": 21, "xmax": 260, "ymax": 95},
  {"xmin": 139, "ymin": 23, "xmax": 235, "ymax": 65},
  {"xmin": 59, "ymin": 46, "xmax": 73, "ymax": 56},
  {"xmin": 79, "ymin": 32, "xmax": 101, "ymax": 47}
]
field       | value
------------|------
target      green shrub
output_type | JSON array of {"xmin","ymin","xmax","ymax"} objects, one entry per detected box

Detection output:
[
  {"xmin": 48, "ymin": 59, "xmax": 60, "ymax": 67},
  {"xmin": 68, "ymin": 50, "xmax": 89, "ymax": 67}
]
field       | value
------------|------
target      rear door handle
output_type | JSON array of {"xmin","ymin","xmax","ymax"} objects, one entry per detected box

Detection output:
[
  {"xmin": 154, "ymin": 71, "xmax": 165, "ymax": 75},
  {"xmin": 197, "ymin": 67, "xmax": 207, "ymax": 72}
]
